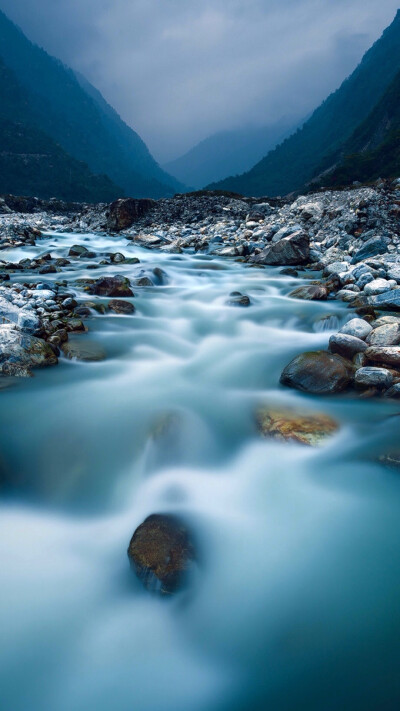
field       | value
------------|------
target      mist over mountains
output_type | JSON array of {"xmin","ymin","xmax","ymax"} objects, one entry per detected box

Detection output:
[
  {"xmin": 0, "ymin": 6, "xmax": 399, "ymax": 202},
  {"xmin": 163, "ymin": 118, "xmax": 302, "ymax": 190},
  {"xmin": 210, "ymin": 9, "xmax": 400, "ymax": 196},
  {"xmin": 0, "ymin": 9, "xmax": 182, "ymax": 201}
]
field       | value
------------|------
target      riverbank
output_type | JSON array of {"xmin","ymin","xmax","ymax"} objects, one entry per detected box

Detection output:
[{"xmin": 1, "ymin": 182, "xmax": 400, "ymax": 396}]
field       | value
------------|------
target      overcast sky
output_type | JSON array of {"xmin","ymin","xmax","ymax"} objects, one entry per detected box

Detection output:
[{"xmin": 0, "ymin": 0, "xmax": 399, "ymax": 162}]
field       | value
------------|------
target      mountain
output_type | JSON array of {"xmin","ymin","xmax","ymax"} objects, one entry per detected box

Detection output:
[
  {"xmin": 0, "ymin": 58, "xmax": 121, "ymax": 202},
  {"xmin": 316, "ymin": 69, "xmax": 400, "ymax": 187},
  {"xmin": 0, "ymin": 9, "xmax": 182, "ymax": 199},
  {"xmin": 210, "ymin": 10, "xmax": 400, "ymax": 197},
  {"xmin": 163, "ymin": 119, "xmax": 300, "ymax": 189}
]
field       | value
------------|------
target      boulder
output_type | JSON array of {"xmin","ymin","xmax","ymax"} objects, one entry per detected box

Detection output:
[
  {"xmin": 354, "ymin": 367, "xmax": 393, "ymax": 388},
  {"xmin": 88, "ymin": 275, "xmax": 134, "ymax": 297},
  {"xmin": 329, "ymin": 333, "xmax": 368, "ymax": 359},
  {"xmin": 365, "ymin": 346, "xmax": 400, "ymax": 367},
  {"xmin": 366, "ymin": 323, "xmax": 400, "ymax": 347},
  {"xmin": 351, "ymin": 236, "xmax": 388, "ymax": 264},
  {"xmin": 256, "ymin": 407, "xmax": 338, "ymax": 446},
  {"xmin": 0, "ymin": 326, "xmax": 58, "ymax": 376},
  {"xmin": 367, "ymin": 290, "xmax": 400, "ymax": 310},
  {"xmin": 107, "ymin": 198, "xmax": 156, "ymax": 231},
  {"xmin": 127, "ymin": 514, "xmax": 196, "ymax": 594},
  {"xmin": 108, "ymin": 299, "xmax": 135, "ymax": 314},
  {"xmin": 364, "ymin": 278, "xmax": 393, "ymax": 295},
  {"xmin": 69, "ymin": 245, "xmax": 89, "ymax": 257},
  {"xmin": 280, "ymin": 350, "xmax": 353, "ymax": 394},
  {"xmin": 252, "ymin": 230, "xmax": 309, "ymax": 266},
  {"xmin": 288, "ymin": 284, "xmax": 328, "ymax": 300},
  {"xmin": 339, "ymin": 318, "xmax": 372, "ymax": 340}
]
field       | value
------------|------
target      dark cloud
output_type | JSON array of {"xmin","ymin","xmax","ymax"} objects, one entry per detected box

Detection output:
[{"xmin": 0, "ymin": 0, "xmax": 399, "ymax": 161}]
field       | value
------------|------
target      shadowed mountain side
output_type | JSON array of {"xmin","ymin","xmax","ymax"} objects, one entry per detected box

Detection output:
[{"xmin": 209, "ymin": 10, "xmax": 400, "ymax": 197}]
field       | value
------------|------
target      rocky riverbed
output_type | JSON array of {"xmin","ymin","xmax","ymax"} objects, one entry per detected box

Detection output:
[
  {"xmin": 1, "ymin": 181, "xmax": 400, "ymax": 397},
  {"xmin": 2, "ymin": 185, "xmax": 400, "ymax": 711}
]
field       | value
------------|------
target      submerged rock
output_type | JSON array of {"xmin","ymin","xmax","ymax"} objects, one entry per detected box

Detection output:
[
  {"xmin": 226, "ymin": 291, "xmax": 251, "ymax": 307},
  {"xmin": 127, "ymin": 514, "xmax": 196, "ymax": 595},
  {"xmin": 256, "ymin": 407, "xmax": 338, "ymax": 446},
  {"xmin": 280, "ymin": 350, "xmax": 353, "ymax": 394},
  {"xmin": 289, "ymin": 284, "xmax": 328, "ymax": 300},
  {"xmin": 88, "ymin": 275, "xmax": 134, "ymax": 297},
  {"xmin": 61, "ymin": 338, "xmax": 106, "ymax": 362},
  {"xmin": 108, "ymin": 299, "xmax": 135, "ymax": 314}
]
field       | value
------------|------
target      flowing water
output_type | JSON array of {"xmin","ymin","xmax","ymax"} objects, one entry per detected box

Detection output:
[{"xmin": 1, "ymin": 231, "xmax": 400, "ymax": 711}]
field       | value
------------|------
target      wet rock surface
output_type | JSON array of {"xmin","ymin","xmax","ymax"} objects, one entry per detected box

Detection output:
[
  {"xmin": 280, "ymin": 351, "xmax": 354, "ymax": 394},
  {"xmin": 127, "ymin": 514, "xmax": 196, "ymax": 595},
  {"xmin": 256, "ymin": 407, "xmax": 339, "ymax": 446}
]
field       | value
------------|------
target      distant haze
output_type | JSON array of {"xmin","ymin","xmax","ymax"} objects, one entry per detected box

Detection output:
[{"xmin": 0, "ymin": 0, "xmax": 399, "ymax": 162}]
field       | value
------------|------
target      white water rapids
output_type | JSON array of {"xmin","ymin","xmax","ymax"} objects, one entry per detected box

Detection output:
[{"xmin": 1, "ymin": 231, "xmax": 400, "ymax": 711}]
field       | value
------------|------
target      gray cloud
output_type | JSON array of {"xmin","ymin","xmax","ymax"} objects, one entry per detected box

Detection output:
[{"xmin": 0, "ymin": 0, "xmax": 399, "ymax": 161}]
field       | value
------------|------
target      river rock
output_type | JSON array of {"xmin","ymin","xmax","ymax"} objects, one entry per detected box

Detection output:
[
  {"xmin": 106, "ymin": 198, "xmax": 156, "ymax": 231},
  {"xmin": 366, "ymin": 323, "xmax": 400, "ymax": 347},
  {"xmin": 367, "ymin": 290, "xmax": 400, "ymax": 310},
  {"xmin": 364, "ymin": 279, "xmax": 393, "ymax": 296},
  {"xmin": 0, "ymin": 325, "xmax": 58, "ymax": 375},
  {"xmin": 365, "ymin": 346, "xmax": 400, "ymax": 366},
  {"xmin": 61, "ymin": 338, "xmax": 106, "ymax": 362},
  {"xmin": 329, "ymin": 333, "xmax": 368, "ymax": 359},
  {"xmin": 69, "ymin": 245, "xmax": 89, "ymax": 257},
  {"xmin": 108, "ymin": 299, "xmax": 135, "ymax": 314},
  {"xmin": 256, "ymin": 407, "xmax": 338, "ymax": 446},
  {"xmin": 339, "ymin": 318, "xmax": 372, "ymax": 340},
  {"xmin": 280, "ymin": 350, "xmax": 353, "ymax": 394},
  {"xmin": 227, "ymin": 291, "xmax": 251, "ymax": 307},
  {"xmin": 127, "ymin": 514, "xmax": 196, "ymax": 594},
  {"xmin": 288, "ymin": 284, "xmax": 328, "ymax": 300},
  {"xmin": 252, "ymin": 230, "xmax": 309, "ymax": 266},
  {"xmin": 135, "ymin": 276, "xmax": 154, "ymax": 287},
  {"xmin": 354, "ymin": 367, "xmax": 393, "ymax": 388},
  {"xmin": 351, "ymin": 236, "xmax": 388, "ymax": 264},
  {"xmin": 88, "ymin": 275, "xmax": 134, "ymax": 297},
  {"xmin": 384, "ymin": 383, "xmax": 400, "ymax": 399}
]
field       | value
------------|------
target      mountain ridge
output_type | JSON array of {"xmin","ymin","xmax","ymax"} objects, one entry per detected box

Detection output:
[
  {"xmin": 0, "ymin": 9, "xmax": 182, "ymax": 199},
  {"xmin": 209, "ymin": 10, "xmax": 400, "ymax": 196}
]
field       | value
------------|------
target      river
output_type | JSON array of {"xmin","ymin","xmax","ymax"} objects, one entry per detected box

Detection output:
[{"xmin": 1, "ymin": 230, "xmax": 400, "ymax": 711}]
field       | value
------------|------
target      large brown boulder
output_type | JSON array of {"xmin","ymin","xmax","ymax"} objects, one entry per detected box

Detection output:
[
  {"xmin": 107, "ymin": 198, "xmax": 156, "ymax": 231},
  {"xmin": 280, "ymin": 350, "xmax": 353, "ymax": 394},
  {"xmin": 127, "ymin": 514, "xmax": 196, "ymax": 595},
  {"xmin": 88, "ymin": 275, "xmax": 134, "ymax": 297},
  {"xmin": 252, "ymin": 230, "xmax": 309, "ymax": 266}
]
